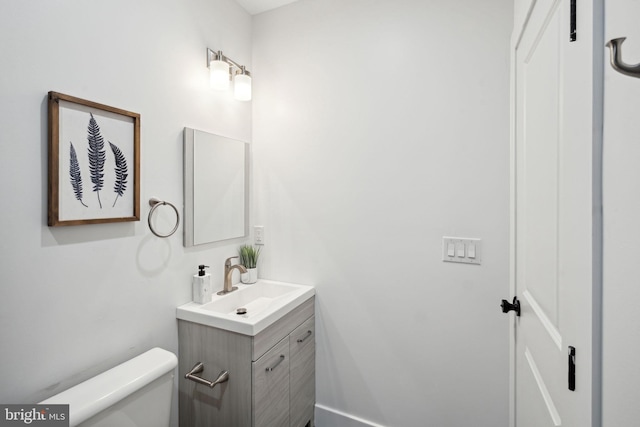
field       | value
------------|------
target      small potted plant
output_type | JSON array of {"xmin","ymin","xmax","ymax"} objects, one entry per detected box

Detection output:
[{"xmin": 238, "ymin": 244, "xmax": 261, "ymax": 284}]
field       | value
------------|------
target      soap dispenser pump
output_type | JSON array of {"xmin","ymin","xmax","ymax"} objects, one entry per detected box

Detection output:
[{"xmin": 192, "ymin": 265, "xmax": 211, "ymax": 304}]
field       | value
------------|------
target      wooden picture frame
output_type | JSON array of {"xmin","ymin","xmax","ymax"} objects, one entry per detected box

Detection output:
[{"xmin": 48, "ymin": 91, "xmax": 140, "ymax": 226}]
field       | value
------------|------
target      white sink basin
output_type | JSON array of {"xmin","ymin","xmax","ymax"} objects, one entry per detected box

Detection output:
[{"xmin": 176, "ymin": 280, "xmax": 315, "ymax": 336}]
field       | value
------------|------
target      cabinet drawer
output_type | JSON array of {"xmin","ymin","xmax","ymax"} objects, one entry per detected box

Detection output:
[
  {"xmin": 253, "ymin": 337, "xmax": 290, "ymax": 427},
  {"xmin": 253, "ymin": 297, "xmax": 314, "ymax": 361}
]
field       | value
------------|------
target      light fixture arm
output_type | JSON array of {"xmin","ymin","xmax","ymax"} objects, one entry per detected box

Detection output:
[{"xmin": 206, "ymin": 48, "xmax": 251, "ymax": 76}]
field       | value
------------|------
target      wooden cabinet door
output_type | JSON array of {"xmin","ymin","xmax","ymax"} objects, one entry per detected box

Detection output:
[
  {"xmin": 289, "ymin": 316, "xmax": 315, "ymax": 427},
  {"xmin": 253, "ymin": 337, "xmax": 290, "ymax": 427}
]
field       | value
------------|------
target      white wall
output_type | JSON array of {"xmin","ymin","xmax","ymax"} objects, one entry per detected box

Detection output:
[
  {"xmin": 252, "ymin": 0, "xmax": 512, "ymax": 425},
  {"xmin": 0, "ymin": 1, "xmax": 516, "ymax": 426},
  {"xmin": 0, "ymin": 1, "xmax": 251, "ymax": 425},
  {"xmin": 602, "ymin": 0, "xmax": 640, "ymax": 425}
]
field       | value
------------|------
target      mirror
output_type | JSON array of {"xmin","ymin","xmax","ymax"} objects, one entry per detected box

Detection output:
[{"xmin": 184, "ymin": 128, "xmax": 249, "ymax": 247}]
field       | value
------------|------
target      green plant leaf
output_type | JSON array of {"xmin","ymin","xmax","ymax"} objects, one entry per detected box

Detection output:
[{"xmin": 238, "ymin": 244, "xmax": 261, "ymax": 268}]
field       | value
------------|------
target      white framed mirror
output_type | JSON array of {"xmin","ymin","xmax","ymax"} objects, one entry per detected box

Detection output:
[{"xmin": 183, "ymin": 127, "xmax": 249, "ymax": 247}]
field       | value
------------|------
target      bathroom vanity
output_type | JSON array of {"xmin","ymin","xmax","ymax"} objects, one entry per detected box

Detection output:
[{"xmin": 177, "ymin": 281, "xmax": 315, "ymax": 427}]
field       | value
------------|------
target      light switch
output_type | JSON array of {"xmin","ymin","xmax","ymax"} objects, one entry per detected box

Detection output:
[
  {"xmin": 468, "ymin": 243, "xmax": 476, "ymax": 259},
  {"xmin": 442, "ymin": 237, "xmax": 482, "ymax": 265},
  {"xmin": 447, "ymin": 243, "xmax": 455, "ymax": 257}
]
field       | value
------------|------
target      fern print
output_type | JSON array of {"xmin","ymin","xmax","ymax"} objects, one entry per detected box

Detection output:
[
  {"xmin": 87, "ymin": 112, "xmax": 106, "ymax": 208},
  {"xmin": 109, "ymin": 141, "xmax": 128, "ymax": 207},
  {"xmin": 69, "ymin": 142, "xmax": 88, "ymax": 207}
]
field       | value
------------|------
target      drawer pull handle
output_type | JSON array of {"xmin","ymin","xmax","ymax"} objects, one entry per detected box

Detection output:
[
  {"xmin": 297, "ymin": 330, "xmax": 313, "ymax": 343},
  {"xmin": 266, "ymin": 355, "xmax": 285, "ymax": 372},
  {"xmin": 185, "ymin": 362, "xmax": 229, "ymax": 388}
]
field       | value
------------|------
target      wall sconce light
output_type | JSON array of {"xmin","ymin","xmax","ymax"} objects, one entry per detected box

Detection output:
[{"xmin": 207, "ymin": 48, "xmax": 252, "ymax": 101}]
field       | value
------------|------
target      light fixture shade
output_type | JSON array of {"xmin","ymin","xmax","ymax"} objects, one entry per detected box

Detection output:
[
  {"xmin": 234, "ymin": 73, "xmax": 252, "ymax": 101},
  {"xmin": 210, "ymin": 60, "xmax": 230, "ymax": 90}
]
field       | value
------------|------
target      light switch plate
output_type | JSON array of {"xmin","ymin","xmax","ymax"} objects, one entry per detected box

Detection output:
[
  {"xmin": 442, "ymin": 237, "xmax": 482, "ymax": 265},
  {"xmin": 254, "ymin": 226, "xmax": 265, "ymax": 245}
]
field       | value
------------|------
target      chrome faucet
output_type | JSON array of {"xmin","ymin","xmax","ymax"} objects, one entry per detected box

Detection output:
[{"xmin": 218, "ymin": 256, "xmax": 247, "ymax": 295}]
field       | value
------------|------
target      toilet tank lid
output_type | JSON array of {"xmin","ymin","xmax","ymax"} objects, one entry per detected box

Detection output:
[{"xmin": 40, "ymin": 347, "xmax": 177, "ymax": 427}]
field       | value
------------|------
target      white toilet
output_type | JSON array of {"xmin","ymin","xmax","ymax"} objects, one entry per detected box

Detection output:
[{"xmin": 40, "ymin": 347, "xmax": 177, "ymax": 427}]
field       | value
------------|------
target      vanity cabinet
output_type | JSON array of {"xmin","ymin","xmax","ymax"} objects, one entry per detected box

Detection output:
[{"xmin": 178, "ymin": 296, "xmax": 315, "ymax": 427}]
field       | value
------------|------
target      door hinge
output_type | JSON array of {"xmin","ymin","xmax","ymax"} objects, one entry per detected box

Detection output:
[
  {"xmin": 568, "ymin": 346, "xmax": 576, "ymax": 391},
  {"xmin": 570, "ymin": 0, "xmax": 577, "ymax": 42}
]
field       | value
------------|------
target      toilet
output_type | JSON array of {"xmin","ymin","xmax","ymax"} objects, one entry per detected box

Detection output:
[{"xmin": 40, "ymin": 347, "xmax": 177, "ymax": 427}]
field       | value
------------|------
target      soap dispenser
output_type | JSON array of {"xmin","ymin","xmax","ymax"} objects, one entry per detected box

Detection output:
[{"xmin": 192, "ymin": 265, "xmax": 211, "ymax": 304}]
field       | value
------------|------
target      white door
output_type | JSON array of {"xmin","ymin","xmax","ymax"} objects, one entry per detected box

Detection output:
[{"xmin": 510, "ymin": 0, "xmax": 602, "ymax": 426}]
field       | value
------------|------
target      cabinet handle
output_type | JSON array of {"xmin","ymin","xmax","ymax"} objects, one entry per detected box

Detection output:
[
  {"xmin": 296, "ymin": 330, "xmax": 312, "ymax": 343},
  {"xmin": 184, "ymin": 362, "xmax": 229, "ymax": 388},
  {"xmin": 265, "ymin": 355, "xmax": 285, "ymax": 372}
]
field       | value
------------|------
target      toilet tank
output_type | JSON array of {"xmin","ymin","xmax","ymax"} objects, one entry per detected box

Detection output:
[{"xmin": 40, "ymin": 347, "xmax": 177, "ymax": 427}]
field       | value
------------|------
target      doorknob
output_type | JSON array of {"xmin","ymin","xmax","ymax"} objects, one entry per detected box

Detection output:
[{"xmin": 501, "ymin": 297, "xmax": 521, "ymax": 316}]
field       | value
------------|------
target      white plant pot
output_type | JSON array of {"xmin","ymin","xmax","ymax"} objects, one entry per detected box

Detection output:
[{"xmin": 241, "ymin": 267, "xmax": 258, "ymax": 284}]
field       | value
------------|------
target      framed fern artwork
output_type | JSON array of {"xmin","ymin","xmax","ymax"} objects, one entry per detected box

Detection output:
[{"xmin": 48, "ymin": 91, "xmax": 140, "ymax": 226}]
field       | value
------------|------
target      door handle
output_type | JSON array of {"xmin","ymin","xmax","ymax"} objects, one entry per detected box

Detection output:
[
  {"xmin": 500, "ymin": 297, "xmax": 521, "ymax": 316},
  {"xmin": 606, "ymin": 38, "xmax": 640, "ymax": 79}
]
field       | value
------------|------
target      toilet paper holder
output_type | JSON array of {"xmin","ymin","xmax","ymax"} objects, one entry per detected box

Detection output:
[{"xmin": 184, "ymin": 362, "xmax": 229, "ymax": 388}]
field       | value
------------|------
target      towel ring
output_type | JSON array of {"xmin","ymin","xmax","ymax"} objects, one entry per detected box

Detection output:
[{"xmin": 148, "ymin": 197, "xmax": 180, "ymax": 238}]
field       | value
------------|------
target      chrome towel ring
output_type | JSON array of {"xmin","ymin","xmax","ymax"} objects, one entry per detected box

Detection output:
[
  {"xmin": 148, "ymin": 197, "xmax": 180, "ymax": 238},
  {"xmin": 606, "ymin": 37, "xmax": 640, "ymax": 79}
]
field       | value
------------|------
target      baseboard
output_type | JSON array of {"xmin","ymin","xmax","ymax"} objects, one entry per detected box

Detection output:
[{"xmin": 314, "ymin": 404, "xmax": 386, "ymax": 427}]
